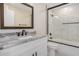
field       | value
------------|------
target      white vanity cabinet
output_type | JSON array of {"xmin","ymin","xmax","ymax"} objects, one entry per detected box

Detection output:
[{"xmin": 0, "ymin": 36, "xmax": 47, "ymax": 56}]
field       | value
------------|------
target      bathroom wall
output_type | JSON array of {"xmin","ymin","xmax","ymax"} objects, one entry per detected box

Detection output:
[
  {"xmin": 29, "ymin": 3, "xmax": 47, "ymax": 35},
  {"xmin": 48, "ymin": 3, "xmax": 79, "ymax": 42},
  {"xmin": 0, "ymin": 3, "xmax": 47, "ymax": 35}
]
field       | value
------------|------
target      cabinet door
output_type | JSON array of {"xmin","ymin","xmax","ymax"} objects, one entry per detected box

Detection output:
[
  {"xmin": 20, "ymin": 37, "xmax": 47, "ymax": 56},
  {"xmin": 18, "ymin": 48, "xmax": 37, "ymax": 56},
  {"xmin": 36, "ymin": 43, "xmax": 47, "ymax": 56}
]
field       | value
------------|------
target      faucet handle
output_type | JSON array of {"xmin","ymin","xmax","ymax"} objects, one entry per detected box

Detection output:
[
  {"xmin": 49, "ymin": 33, "xmax": 52, "ymax": 36},
  {"xmin": 25, "ymin": 32, "xmax": 27, "ymax": 35},
  {"xmin": 16, "ymin": 32, "xmax": 21, "ymax": 36}
]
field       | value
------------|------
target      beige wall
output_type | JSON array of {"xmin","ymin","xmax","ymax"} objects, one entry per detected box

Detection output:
[{"xmin": 30, "ymin": 3, "xmax": 47, "ymax": 35}]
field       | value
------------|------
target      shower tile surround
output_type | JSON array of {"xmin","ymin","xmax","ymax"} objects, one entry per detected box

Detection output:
[{"xmin": 48, "ymin": 4, "xmax": 79, "ymax": 43}]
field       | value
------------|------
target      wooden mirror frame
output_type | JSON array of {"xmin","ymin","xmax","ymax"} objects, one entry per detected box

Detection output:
[{"xmin": 0, "ymin": 3, "xmax": 34, "ymax": 29}]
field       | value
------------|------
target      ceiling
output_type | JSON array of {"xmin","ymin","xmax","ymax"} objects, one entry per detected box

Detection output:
[
  {"xmin": 46, "ymin": 3, "xmax": 61, "ymax": 8},
  {"xmin": 29, "ymin": 3, "xmax": 61, "ymax": 8}
]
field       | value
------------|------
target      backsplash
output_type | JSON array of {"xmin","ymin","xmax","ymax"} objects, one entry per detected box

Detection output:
[
  {"xmin": 0, "ymin": 29, "xmax": 35, "ymax": 33},
  {"xmin": 0, "ymin": 29, "xmax": 36, "ymax": 37}
]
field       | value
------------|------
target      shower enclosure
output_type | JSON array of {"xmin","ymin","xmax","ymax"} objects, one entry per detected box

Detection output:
[{"xmin": 47, "ymin": 3, "xmax": 79, "ymax": 48}]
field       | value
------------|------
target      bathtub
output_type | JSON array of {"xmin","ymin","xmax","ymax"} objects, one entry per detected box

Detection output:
[{"xmin": 48, "ymin": 39, "xmax": 79, "ymax": 56}]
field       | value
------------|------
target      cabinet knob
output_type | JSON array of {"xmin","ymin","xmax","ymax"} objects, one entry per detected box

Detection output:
[
  {"xmin": 32, "ymin": 53, "xmax": 34, "ymax": 56},
  {"xmin": 35, "ymin": 52, "xmax": 37, "ymax": 56},
  {"xmin": 32, "ymin": 52, "xmax": 37, "ymax": 56}
]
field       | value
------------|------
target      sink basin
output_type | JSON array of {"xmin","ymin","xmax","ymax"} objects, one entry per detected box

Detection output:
[{"xmin": 18, "ymin": 36, "xmax": 33, "ymax": 40}]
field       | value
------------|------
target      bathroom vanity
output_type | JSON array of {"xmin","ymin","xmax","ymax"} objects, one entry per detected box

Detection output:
[{"xmin": 0, "ymin": 35, "xmax": 47, "ymax": 56}]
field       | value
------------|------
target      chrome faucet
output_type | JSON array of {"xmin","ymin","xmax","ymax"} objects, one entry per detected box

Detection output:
[
  {"xmin": 21, "ymin": 30, "xmax": 27, "ymax": 36},
  {"xmin": 16, "ymin": 30, "xmax": 27, "ymax": 36}
]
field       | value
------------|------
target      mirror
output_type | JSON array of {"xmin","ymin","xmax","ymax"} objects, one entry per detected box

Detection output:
[{"xmin": 0, "ymin": 3, "xmax": 33, "ymax": 29}]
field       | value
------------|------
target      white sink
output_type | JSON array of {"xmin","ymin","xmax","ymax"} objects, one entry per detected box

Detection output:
[{"xmin": 18, "ymin": 36, "xmax": 33, "ymax": 40}]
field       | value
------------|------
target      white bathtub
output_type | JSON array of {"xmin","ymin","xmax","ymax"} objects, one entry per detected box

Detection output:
[{"xmin": 48, "ymin": 39, "xmax": 79, "ymax": 56}]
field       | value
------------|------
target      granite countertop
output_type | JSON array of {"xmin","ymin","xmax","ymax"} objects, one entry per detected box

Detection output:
[{"xmin": 0, "ymin": 34, "xmax": 47, "ymax": 50}]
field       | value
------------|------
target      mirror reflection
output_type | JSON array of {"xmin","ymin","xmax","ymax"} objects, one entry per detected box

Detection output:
[{"xmin": 4, "ymin": 3, "xmax": 33, "ymax": 27}]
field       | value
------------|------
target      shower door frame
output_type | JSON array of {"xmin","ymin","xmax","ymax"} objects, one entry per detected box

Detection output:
[
  {"xmin": 47, "ymin": 3, "xmax": 68, "ymax": 34},
  {"xmin": 47, "ymin": 3, "xmax": 79, "ymax": 48}
]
